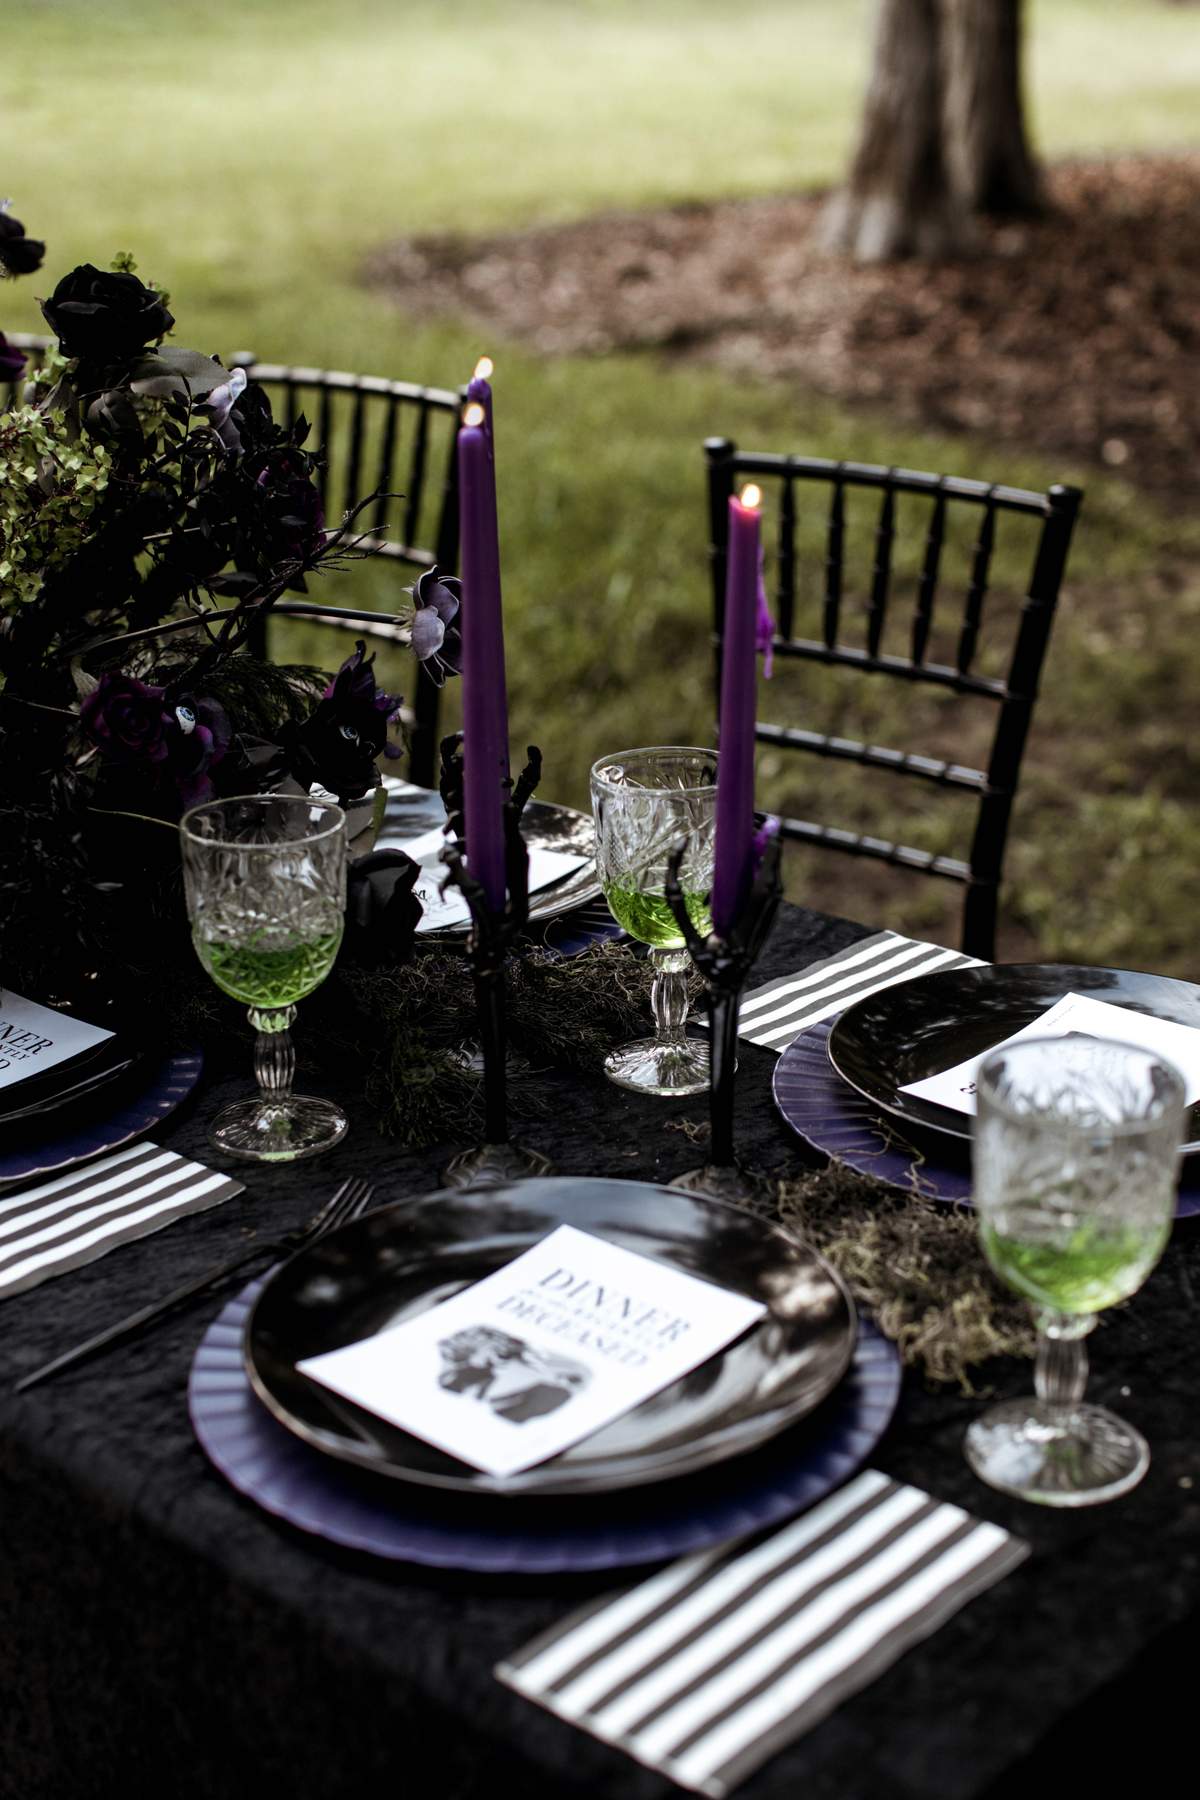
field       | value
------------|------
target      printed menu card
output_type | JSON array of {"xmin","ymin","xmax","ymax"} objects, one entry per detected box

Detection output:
[
  {"xmin": 0, "ymin": 992, "xmax": 114, "ymax": 1092},
  {"xmin": 376, "ymin": 826, "xmax": 590, "ymax": 934},
  {"xmin": 298, "ymin": 1224, "xmax": 767, "ymax": 1477},
  {"xmin": 900, "ymin": 991, "xmax": 1200, "ymax": 1115}
]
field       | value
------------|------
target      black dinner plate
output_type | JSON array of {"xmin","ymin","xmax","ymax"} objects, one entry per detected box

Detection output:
[
  {"xmin": 0, "ymin": 1023, "xmax": 149, "ymax": 1134},
  {"xmin": 244, "ymin": 1177, "xmax": 857, "ymax": 1498},
  {"xmin": 379, "ymin": 781, "xmax": 601, "ymax": 935},
  {"xmin": 828, "ymin": 962, "xmax": 1200, "ymax": 1154}
]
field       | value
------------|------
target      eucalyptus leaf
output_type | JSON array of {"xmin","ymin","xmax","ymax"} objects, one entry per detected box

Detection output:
[
  {"xmin": 129, "ymin": 346, "xmax": 228, "ymax": 399},
  {"xmin": 70, "ymin": 659, "xmax": 100, "ymax": 701}
]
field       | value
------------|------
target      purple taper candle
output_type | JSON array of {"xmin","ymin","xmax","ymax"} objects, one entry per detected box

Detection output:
[
  {"xmin": 711, "ymin": 484, "xmax": 763, "ymax": 937},
  {"xmin": 457, "ymin": 398, "xmax": 510, "ymax": 911},
  {"xmin": 466, "ymin": 355, "xmax": 494, "ymax": 443}
]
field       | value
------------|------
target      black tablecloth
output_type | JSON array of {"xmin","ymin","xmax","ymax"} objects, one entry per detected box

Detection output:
[{"xmin": 3, "ymin": 904, "xmax": 1199, "ymax": 1800}]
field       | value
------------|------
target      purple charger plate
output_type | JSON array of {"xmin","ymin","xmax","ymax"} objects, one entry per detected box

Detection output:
[
  {"xmin": 541, "ymin": 896, "xmax": 624, "ymax": 956},
  {"xmin": 773, "ymin": 1022, "xmax": 1200, "ymax": 1220},
  {"xmin": 188, "ymin": 1275, "xmax": 901, "ymax": 1575},
  {"xmin": 0, "ymin": 1050, "xmax": 204, "ymax": 1188}
]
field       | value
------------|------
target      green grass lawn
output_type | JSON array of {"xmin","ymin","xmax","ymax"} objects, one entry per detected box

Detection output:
[{"xmin": 4, "ymin": 0, "xmax": 1199, "ymax": 968}]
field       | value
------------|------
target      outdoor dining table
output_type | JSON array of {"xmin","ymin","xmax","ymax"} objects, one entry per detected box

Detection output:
[{"xmin": 2, "ymin": 899, "xmax": 1198, "ymax": 1800}]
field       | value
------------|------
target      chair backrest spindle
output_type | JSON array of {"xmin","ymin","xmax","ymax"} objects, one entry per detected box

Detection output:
[
  {"xmin": 956, "ymin": 489, "xmax": 997, "ymax": 675},
  {"xmin": 866, "ymin": 478, "xmax": 896, "ymax": 659},
  {"xmin": 823, "ymin": 473, "xmax": 844, "ymax": 650},
  {"xmin": 912, "ymin": 485, "xmax": 946, "ymax": 665},
  {"xmin": 777, "ymin": 471, "xmax": 797, "ymax": 640},
  {"xmin": 344, "ymin": 385, "xmax": 368, "ymax": 524},
  {"xmin": 404, "ymin": 399, "xmax": 432, "ymax": 553},
  {"xmin": 372, "ymin": 394, "xmax": 401, "ymax": 539}
]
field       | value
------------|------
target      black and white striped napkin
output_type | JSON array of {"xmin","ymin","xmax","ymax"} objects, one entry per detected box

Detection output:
[
  {"xmin": 738, "ymin": 931, "xmax": 984, "ymax": 1055},
  {"xmin": 0, "ymin": 1141, "xmax": 244, "ymax": 1301},
  {"xmin": 499, "ymin": 1469, "xmax": 1027, "ymax": 1798}
]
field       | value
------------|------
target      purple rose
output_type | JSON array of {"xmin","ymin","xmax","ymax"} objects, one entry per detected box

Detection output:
[
  {"xmin": 80, "ymin": 674, "xmax": 170, "ymax": 767},
  {"xmin": 0, "ymin": 333, "xmax": 26, "ymax": 383},
  {"xmin": 0, "ymin": 207, "xmax": 45, "ymax": 279},
  {"xmin": 410, "ymin": 565, "xmax": 463, "ymax": 685}
]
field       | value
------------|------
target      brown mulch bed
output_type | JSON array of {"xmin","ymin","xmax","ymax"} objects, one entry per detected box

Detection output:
[{"xmin": 366, "ymin": 155, "xmax": 1200, "ymax": 497}]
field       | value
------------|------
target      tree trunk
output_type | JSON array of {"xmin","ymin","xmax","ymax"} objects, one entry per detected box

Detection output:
[
  {"xmin": 821, "ymin": 0, "xmax": 971, "ymax": 262},
  {"xmin": 823, "ymin": 0, "xmax": 1042, "ymax": 262},
  {"xmin": 941, "ymin": 0, "xmax": 1042, "ymax": 215}
]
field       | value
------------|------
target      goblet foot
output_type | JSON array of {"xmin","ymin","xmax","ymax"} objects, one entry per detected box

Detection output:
[
  {"xmin": 965, "ymin": 1397, "xmax": 1150, "ymax": 1507},
  {"xmin": 603, "ymin": 1036, "xmax": 710, "ymax": 1098},
  {"xmin": 669, "ymin": 1162, "xmax": 763, "ymax": 1204},
  {"xmin": 209, "ymin": 1095, "xmax": 348, "ymax": 1164},
  {"xmin": 441, "ymin": 1140, "xmax": 555, "ymax": 1190}
]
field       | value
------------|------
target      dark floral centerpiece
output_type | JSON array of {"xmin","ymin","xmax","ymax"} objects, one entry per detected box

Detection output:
[
  {"xmin": 0, "ymin": 221, "xmax": 653, "ymax": 1143},
  {"xmin": 0, "ymin": 226, "xmax": 412, "ymax": 998}
]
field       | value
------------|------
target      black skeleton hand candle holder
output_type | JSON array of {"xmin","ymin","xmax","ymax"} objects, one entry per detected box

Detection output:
[
  {"xmin": 663, "ymin": 830, "xmax": 783, "ymax": 1202},
  {"xmin": 438, "ymin": 734, "xmax": 554, "ymax": 1189}
]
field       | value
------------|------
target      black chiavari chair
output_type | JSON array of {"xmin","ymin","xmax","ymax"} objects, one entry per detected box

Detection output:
[{"xmin": 705, "ymin": 438, "xmax": 1083, "ymax": 959}]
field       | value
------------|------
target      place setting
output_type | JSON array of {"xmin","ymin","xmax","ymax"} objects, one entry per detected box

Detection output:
[{"xmin": 765, "ymin": 933, "xmax": 1200, "ymax": 1218}]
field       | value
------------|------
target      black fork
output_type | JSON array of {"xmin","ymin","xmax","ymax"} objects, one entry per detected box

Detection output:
[{"xmin": 14, "ymin": 1177, "xmax": 379, "ymax": 1395}]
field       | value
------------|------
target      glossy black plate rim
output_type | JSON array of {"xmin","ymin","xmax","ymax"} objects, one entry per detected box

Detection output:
[
  {"xmin": 0, "ymin": 1036, "xmax": 149, "ymax": 1129},
  {"xmin": 243, "ymin": 1178, "xmax": 857, "ymax": 1499},
  {"xmin": 828, "ymin": 961, "xmax": 1200, "ymax": 1153}
]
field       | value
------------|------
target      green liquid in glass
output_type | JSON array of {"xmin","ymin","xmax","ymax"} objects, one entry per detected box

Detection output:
[
  {"xmin": 197, "ymin": 929, "xmax": 343, "ymax": 1007},
  {"xmin": 602, "ymin": 883, "xmax": 712, "ymax": 949},
  {"xmin": 982, "ymin": 1216, "xmax": 1170, "ymax": 1314}
]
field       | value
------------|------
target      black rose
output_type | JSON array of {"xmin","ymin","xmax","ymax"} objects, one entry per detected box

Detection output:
[
  {"xmin": 41, "ymin": 263, "xmax": 174, "ymax": 363},
  {"xmin": 0, "ymin": 210, "xmax": 44, "ymax": 278},
  {"xmin": 343, "ymin": 850, "xmax": 424, "ymax": 965}
]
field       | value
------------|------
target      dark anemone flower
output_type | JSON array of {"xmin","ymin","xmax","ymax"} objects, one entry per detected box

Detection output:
[
  {"xmin": 161, "ymin": 693, "xmax": 232, "ymax": 810},
  {"xmin": 284, "ymin": 640, "xmax": 404, "ymax": 803},
  {"xmin": 198, "ymin": 364, "xmax": 248, "ymax": 451},
  {"xmin": 248, "ymin": 444, "xmax": 326, "ymax": 566},
  {"xmin": 410, "ymin": 565, "xmax": 462, "ymax": 685},
  {"xmin": 0, "ymin": 333, "xmax": 26, "ymax": 382},
  {"xmin": 0, "ymin": 205, "xmax": 45, "ymax": 279},
  {"xmin": 80, "ymin": 673, "xmax": 170, "ymax": 768}
]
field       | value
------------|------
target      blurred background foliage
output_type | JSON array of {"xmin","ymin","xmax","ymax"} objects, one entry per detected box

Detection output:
[{"xmin": 3, "ymin": 0, "xmax": 1199, "ymax": 968}]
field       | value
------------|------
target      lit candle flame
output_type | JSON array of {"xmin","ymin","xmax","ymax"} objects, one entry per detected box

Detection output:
[
  {"xmin": 740, "ymin": 483, "xmax": 762, "ymax": 510},
  {"xmin": 463, "ymin": 401, "xmax": 487, "ymax": 428},
  {"xmin": 473, "ymin": 355, "xmax": 494, "ymax": 381}
]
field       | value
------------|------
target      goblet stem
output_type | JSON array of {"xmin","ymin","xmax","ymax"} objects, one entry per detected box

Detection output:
[
  {"xmin": 599, "ymin": 945, "xmax": 708, "ymax": 1098},
  {"xmin": 1034, "ymin": 1310, "xmax": 1094, "ymax": 1409},
  {"xmin": 250, "ymin": 1005, "xmax": 296, "ymax": 1100},
  {"xmin": 650, "ymin": 949, "xmax": 692, "ymax": 1045}
]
